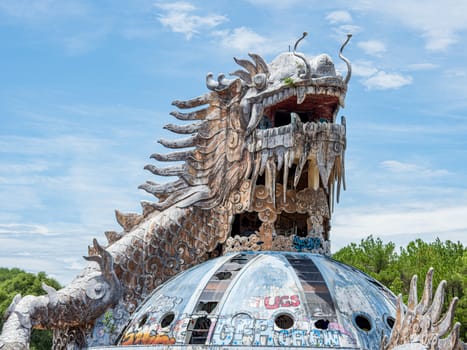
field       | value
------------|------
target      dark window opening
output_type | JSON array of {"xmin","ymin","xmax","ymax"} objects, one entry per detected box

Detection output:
[
  {"xmin": 275, "ymin": 313, "xmax": 294, "ymax": 329},
  {"xmin": 231, "ymin": 212, "xmax": 261, "ymax": 238},
  {"xmin": 160, "ymin": 312, "xmax": 175, "ymax": 328},
  {"xmin": 274, "ymin": 110, "xmax": 311, "ymax": 127},
  {"xmin": 188, "ymin": 317, "xmax": 211, "ymax": 344},
  {"xmin": 275, "ymin": 212, "xmax": 308, "ymax": 237},
  {"xmin": 256, "ymin": 173, "xmax": 265, "ymax": 186},
  {"xmin": 282, "ymin": 165, "xmax": 308, "ymax": 191},
  {"xmin": 297, "ymin": 112, "xmax": 311, "ymax": 123},
  {"xmin": 229, "ymin": 254, "xmax": 250, "ymax": 264},
  {"xmin": 274, "ymin": 110, "xmax": 291, "ymax": 127},
  {"xmin": 214, "ymin": 271, "xmax": 232, "ymax": 280},
  {"xmin": 196, "ymin": 301, "xmax": 218, "ymax": 314},
  {"xmin": 314, "ymin": 319, "xmax": 330, "ymax": 330}
]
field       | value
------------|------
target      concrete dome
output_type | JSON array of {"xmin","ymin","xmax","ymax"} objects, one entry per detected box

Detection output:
[{"xmin": 113, "ymin": 252, "xmax": 397, "ymax": 349}]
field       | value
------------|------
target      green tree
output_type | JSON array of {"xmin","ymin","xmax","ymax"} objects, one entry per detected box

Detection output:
[
  {"xmin": 332, "ymin": 235, "xmax": 398, "ymax": 286},
  {"xmin": 0, "ymin": 268, "xmax": 61, "ymax": 349},
  {"xmin": 333, "ymin": 236, "xmax": 466, "ymax": 341}
]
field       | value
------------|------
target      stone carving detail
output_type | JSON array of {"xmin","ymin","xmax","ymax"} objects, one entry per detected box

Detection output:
[
  {"xmin": 381, "ymin": 268, "xmax": 465, "ymax": 350},
  {"xmin": 224, "ymin": 233, "xmax": 262, "ymax": 253}
]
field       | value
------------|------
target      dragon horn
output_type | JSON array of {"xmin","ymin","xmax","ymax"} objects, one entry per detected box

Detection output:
[
  {"xmin": 339, "ymin": 33, "xmax": 352, "ymax": 85},
  {"xmin": 293, "ymin": 32, "xmax": 311, "ymax": 80}
]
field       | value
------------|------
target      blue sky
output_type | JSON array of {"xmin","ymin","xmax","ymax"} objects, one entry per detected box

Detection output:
[{"xmin": 0, "ymin": 0, "xmax": 466, "ymax": 284}]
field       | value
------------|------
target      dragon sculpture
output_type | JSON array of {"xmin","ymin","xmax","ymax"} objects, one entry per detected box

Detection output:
[{"xmin": 0, "ymin": 33, "xmax": 464, "ymax": 349}]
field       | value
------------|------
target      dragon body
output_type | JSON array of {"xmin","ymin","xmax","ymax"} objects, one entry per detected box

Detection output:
[{"xmin": 0, "ymin": 34, "xmax": 463, "ymax": 350}]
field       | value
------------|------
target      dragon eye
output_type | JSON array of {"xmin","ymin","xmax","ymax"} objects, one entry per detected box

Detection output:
[
  {"xmin": 253, "ymin": 73, "xmax": 267, "ymax": 90},
  {"xmin": 86, "ymin": 281, "xmax": 109, "ymax": 299}
]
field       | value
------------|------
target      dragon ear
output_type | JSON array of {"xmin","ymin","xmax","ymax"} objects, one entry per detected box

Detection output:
[{"xmin": 83, "ymin": 239, "xmax": 115, "ymax": 281}]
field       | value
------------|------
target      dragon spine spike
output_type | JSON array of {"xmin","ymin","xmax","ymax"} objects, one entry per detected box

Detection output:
[
  {"xmin": 418, "ymin": 267, "xmax": 434, "ymax": 313},
  {"xmin": 248, "ymin": 53, "xmax": 269, "ymax": 75},
  {"xmin": 383, "ymin": 269, "xmax": 462, "ymax": 350},
  {"xmin": 164, "ymin": 122, "xmax": 202, "ymax": 134},
  {"xmin": 144, "ymin": 164, "xmax": 185, "ymax": 177},
  {"xmin": 158, "ymin": 136, "xmax": 197, "ymax": 148},
  {"xmin": 139, "ymin": 200, "xmax": 159, "ymax": 216},
  {"xmin": 138, "ymin": 179, "xmax": 186, "ymax": 196},
  {"xmin": 115, "ymin": 210, "xmax": 143, "ymax": 232},
  {"xmin": 150, "ymin": 150, "xmax": 193, "ymax": 162},
  {"xmin": 430, "ymin": 279, "xmax": 447, "ymax": 321},
  {"xmin": 437, "ymin": 297, "xmax": 459, "ymax": 335},
  {"xmin": 407, "ymin": 273, "xmax": 418, "ymax": 309},
  {"xmin": 230, "ymin": 69, "xmax": 252, "ymax": 85},
  {"xmin": 234, "ymin": 57, "xmax": 258, "ymax": 76},
  {"xmin": 171, "ymin": 93, "xmax": 211, "ymax": 109},
  {"xmin": 170, "ymin": 109, "xmax": 209, "ymax": 121},
  {"xmin": 105, "ymin": 230, "xmax": 123, "ymax": 244}
]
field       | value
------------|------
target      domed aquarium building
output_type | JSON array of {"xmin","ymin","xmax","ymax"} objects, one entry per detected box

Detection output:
[
  {"xmin": 114, "ymin": 252, "xmax": 396, "ymax": 349},
  {"xmin": 0, "ymin": 33, "xmax": 463, "ymax": 350}
]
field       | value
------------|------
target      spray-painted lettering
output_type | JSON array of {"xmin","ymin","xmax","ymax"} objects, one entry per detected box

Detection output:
[
  {"xmin": 211, "ymin": 316, "xmax": 348, "ymax": 347},
  {"xmin": 264, "ymin": 295, "xmax": 300, "ymax": 309},
  {"xmin": 292, "ymin": 236, "xmax": 322, "ymax": 252}
]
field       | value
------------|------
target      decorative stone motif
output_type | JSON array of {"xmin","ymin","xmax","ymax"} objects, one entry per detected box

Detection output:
[{"xmin": 381, "ymin": 268, "xmax": 463, "ymax": 350}]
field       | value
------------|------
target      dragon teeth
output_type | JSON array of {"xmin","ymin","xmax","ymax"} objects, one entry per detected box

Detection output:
[{"xmin": 296, "ymin": 86, "xmax": 307, "ymax": 104}]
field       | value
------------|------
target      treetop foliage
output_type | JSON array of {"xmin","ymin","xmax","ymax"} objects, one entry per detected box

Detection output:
[
  {"xmin": 0, "ymin": 268, "xmax": 61, "ymax": 350},
  {"xmin": 333, "ymin": 235, "xmax": 466, "ymax": 341}
]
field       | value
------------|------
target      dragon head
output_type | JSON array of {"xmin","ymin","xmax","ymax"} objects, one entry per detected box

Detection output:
[{"xmin": 139, "ymin": 33, "xmax": 352, "ymax": 255}]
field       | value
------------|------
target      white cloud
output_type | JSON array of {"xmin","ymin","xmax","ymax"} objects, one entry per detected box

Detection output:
[
  {"xmin": 352, "ymin": 60, "xmax": 378, "ymax": 77},
  {"xmin": 155, "ymin": 1, "xmax": 227, "ymax": 40},
  {"xmin": 333, "ymin": 204, "xmax": 467, "ymax": 240},
  {"xmin": 0, "ymin": 223, "xmax": 56, "ymax": 236},
  {"xmin": 244, "ymin": 0, "xmax": 304, "ymax": 9},
  {"xmin": 407, "ymin": 63, "xmax": 439, "ymax": 71},
  {"xmin": 357, "ymin": 40, "xmax": 386, "ymax": 56},
  {"xmin": 362, "ymin": 71, "xmax": 413, "ymax": 90},
  {"xmin": 326, "ymin": 10, "xmax": 352, "ymax": 24},
  {"xmin": 212, "ymin": 27, "xmax": 269, "ymax": 53},
  {"xmin": 353, "ymin": 0, "xmax": 467, "ymax": 51},
  {"xmin": 381, "ymin": 160, "xmax": 450, "ymax": 177}
]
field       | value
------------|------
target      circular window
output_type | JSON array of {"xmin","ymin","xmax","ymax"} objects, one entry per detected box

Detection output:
[
  {"xmin": 353, "ymin": 313, "xmax": 373, "ymax": 332},
  {"xmin": 160, "ymin": 312, "xmax": 175, "ymax": 328},
  {"xmin": 274, "ymin": 313, "xmax": 294, "ymax": 329}
]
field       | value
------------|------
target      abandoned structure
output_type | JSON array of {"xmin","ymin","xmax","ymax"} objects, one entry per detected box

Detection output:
[{"xmin": 0, "ymin": 33, "xmax": 464, "ymax": 350}]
